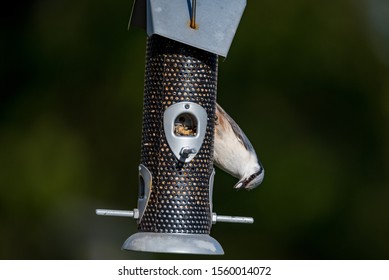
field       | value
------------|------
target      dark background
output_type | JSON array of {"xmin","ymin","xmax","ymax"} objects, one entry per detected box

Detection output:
[{"xmin": 1, "ymin": 0, "xmax": 389, "ymax": 259}]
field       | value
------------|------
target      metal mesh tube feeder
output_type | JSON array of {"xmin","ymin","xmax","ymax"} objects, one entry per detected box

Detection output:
[{"xmin": 96, "ymin": 0, "xmax": 250, "ymax": 255}]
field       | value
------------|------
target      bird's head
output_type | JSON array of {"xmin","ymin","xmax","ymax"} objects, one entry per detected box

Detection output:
[{"xmin": 234, "ymin": 166, "xmax": 264, "ymax": 190}]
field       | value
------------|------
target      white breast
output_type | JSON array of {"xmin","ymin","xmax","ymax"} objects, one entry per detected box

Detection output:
[{"xmin": 213, "ymin": 104, "xmax": 260, "ymax": 179}]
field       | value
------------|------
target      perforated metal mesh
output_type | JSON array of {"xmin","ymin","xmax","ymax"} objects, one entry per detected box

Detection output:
[{"xmin": 139, "ymin": 35, "xmax": 218, "ymax": 234}]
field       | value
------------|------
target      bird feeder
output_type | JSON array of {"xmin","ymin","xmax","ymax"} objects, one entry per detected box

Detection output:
[{"xmin": 96, "ymin": 0, "xmax": 252, "ymax": 255}]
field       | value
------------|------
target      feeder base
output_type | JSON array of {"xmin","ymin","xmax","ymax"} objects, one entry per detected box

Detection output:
[{"xmin": 122, "ymin": 232, "xmax": 224, "ymax": 255}]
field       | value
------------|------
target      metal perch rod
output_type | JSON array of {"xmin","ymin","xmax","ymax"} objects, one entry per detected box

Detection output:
[{"xmin": 96, "ymin": 209, "xmax": 254, "ymax": 224}]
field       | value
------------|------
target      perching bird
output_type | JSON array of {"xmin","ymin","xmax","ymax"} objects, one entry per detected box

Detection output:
[{"xmin": 214, "ymin": 103, "xmax": 264, "ymax": 190}]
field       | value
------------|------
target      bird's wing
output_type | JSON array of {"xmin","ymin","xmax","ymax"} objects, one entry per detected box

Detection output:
[{"xmin": 216, "ymin": 103, "xmax": 255, "ymax": 153}]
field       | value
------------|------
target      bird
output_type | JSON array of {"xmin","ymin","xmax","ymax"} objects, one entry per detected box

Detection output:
[{"xmin": 214, "ymin": 103, "xmax": 264, "ymax": 190}]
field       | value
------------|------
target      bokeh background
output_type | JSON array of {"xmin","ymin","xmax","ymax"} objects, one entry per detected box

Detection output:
[{"xmin": 1, "ymin": 0, "xmax": 389, "ymax": 259}]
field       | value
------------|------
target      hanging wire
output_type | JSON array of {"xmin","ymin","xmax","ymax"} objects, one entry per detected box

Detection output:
[{"xmin": 190, "ymin": 0, "xmax": 197, "ymax": 29}]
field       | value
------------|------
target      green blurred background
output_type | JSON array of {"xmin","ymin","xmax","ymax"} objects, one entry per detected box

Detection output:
[{"xmin": 1, "ymin": 0, "xmax": 389, "ymax": 259}]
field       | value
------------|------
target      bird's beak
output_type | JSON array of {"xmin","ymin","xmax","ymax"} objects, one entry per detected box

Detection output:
[{"xmin": 233, "ymin": 181, "xmax": 245, "ymax": 190}]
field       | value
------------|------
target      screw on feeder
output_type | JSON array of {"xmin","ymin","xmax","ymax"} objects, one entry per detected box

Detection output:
[
  {"xmin": 190, "ymin": 0, "xmax": 197, "ymax": 29},
  {"xmin": 180, "ymin": 147, "xmax": 197, "ymax": 158}
]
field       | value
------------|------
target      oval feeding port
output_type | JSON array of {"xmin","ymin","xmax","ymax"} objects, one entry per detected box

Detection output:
[
  {"xmin": 174, "ymin": 113, "xmax": 197, "ymax": 137},
  {"xmin": 163, "ymin": 102, "xmax": 207, "ymax": 163}
]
